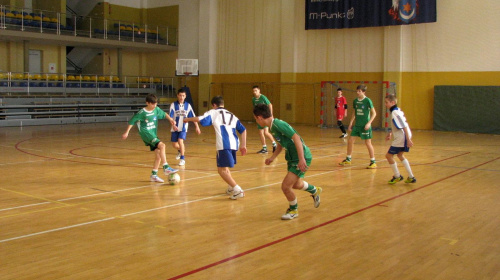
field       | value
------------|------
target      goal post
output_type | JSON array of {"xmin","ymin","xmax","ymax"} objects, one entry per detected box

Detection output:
[{"xmin": 320, "ymin": 81, "xmax": 397, "ymax": 130}]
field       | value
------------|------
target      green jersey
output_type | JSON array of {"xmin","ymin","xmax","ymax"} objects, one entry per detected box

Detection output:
[
  {"xmin": 270, "ymin": 118, "xmax": 312, "ymax": 163},
  {"xmin": 128, "ymin": 107, "xmax": 167, "ymax": 146},
  {"xmin": 252, "ymin": 94, "xmax": 271, "ymax": 107},
  {"xmin": 353, "ymin": 97, "xmax": 374, "ymax": 127}
]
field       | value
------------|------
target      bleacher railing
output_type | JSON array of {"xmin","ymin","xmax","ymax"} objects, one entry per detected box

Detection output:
[
  {"xmin": 0, "ymin": 5, "xmax": 177, "ymax": 46},
  {"xmin": 0, "ymin": 72, "xmax": 176, "ymax": 97}
]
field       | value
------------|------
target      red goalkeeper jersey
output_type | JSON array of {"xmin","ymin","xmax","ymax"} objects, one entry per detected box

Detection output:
[{"xmin": 335, "ymin": 96, "xmax": 347, "ymax": 120}]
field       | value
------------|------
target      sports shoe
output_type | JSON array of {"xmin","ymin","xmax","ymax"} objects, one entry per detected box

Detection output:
[
  {"xmin": 230, "ymin": 189, "xmax": 245, "ymax": 200},
  {"xmin": 367, "ymin": 162, "xmax": 377, "ymax": 169},
  {"xmin": 175, "ymin": 152, "xmax": 181, "ymax": 160},
  {"xmin": 388, "ymin": 175, "xmax": 404, "ymax": 184},
  {"xmin": 339, "ymin": 159, "xmax": 351, "ymax": 166},
  {"xmin": 405, "ymin": 177, "xmax": 417, "ymax": 183},
  {"xmin": 311, "ymin": 187, "xmax": 322, "ymax": 208},
  {"xmin": 163, "ymin": 166, "xmax": 178, "ymax": 175},
  {"xmin": 257, "ymin": 148, "xmax": 268, "ymax": 154},
  {"xmin": 150, "ymin": 175, "xmax": 164, "ymax": 183},
  {"xmin": 281, "ymin": 208, "xmax": 299, "ymax": 220},
  {"xmin": 179, "ymin": 159, "xmax": 185, "ymax": 166},
  {"xmin": 339, "ymin": 133, "xmax": 348, "ymax": 138},
  {"xmin": 225, "ymin": 187, "xmax": 233, "ymax": 195},
  {"xmin": 272, "ymin": 145, "xmax": 277, "ymax": 153}
]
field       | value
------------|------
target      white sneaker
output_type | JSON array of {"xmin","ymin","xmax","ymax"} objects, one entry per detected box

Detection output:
[
  {"xmin": 281, "ymin": 208, "xmax": 298, "ymax": 220},
  {"xmin": 225, "ymin": 187, "xmax": 233, "ymax": 195},
  {"xmin": 230, "ymin": 189, "xmax": 245, "ymax": 200},
  {"xmin": 164, "ymin": 166, "xmax": 178, "ymax": 175},
  {"xmin": 179, "ymin": 159, "xmax": 185, "ymax": 166},
  {"xmin": 150, "ymin": 175, "xmax": 164, "ymax": 183},
  {"xmin": 175, "ymin": 152, "xmax": 181, "ymax": 160},
  {"xmin": 311, "ymin": 187, "xmax": 322, "ymax": 208}
]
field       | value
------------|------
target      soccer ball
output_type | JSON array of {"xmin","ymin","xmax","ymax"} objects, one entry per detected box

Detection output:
[{"xmin": 168, "ymin": 173, "xmax": 181, "ymax": 185}]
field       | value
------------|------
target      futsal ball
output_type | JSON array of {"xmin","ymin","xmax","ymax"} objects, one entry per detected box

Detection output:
[{"xmin": 168, "ymin": 173, "xmax": 181, "ymax": 185}]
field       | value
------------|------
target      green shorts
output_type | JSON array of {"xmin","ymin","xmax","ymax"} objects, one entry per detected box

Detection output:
[
  {"xmin": 143, "ymin": 137, "xmax": 161, "ymax": 151},
  {"xmin": 287, "ymin": 158, "xmax": 312, "ymax": 178},
  {"xmin": 351, "ymin": 126, "xmax": 372, "ymax": 140}
]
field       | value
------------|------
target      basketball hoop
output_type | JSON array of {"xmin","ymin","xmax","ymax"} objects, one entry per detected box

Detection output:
[{"xmin": 182, "ymin": 72, "xmax": 192, "ymax": 87}]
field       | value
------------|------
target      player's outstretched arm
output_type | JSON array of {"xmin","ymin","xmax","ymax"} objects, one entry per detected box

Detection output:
[
  {"xmin": 239, "ymin": 130, "xmax": 247, "ymax": 156},
  {"xmin": 122, "ymin": 124, "xmax": 133, "ymax": 140},
  {"xmin": 292, "ymin": 133, "xmax": 307, "ymax": 172},
  {"xmin": 183, "ymin": 117, "xmax": 200, "ymax": 123},
  {"xmin": 403, "ymin": 127, "xmax": 413, "ymax": 147}
]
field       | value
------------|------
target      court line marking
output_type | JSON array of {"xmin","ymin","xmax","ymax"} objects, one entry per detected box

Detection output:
[
  {"xmin": 0, "ymin": 218, "xmax": 115, "ymax": 243},
  {"xmin": 0, "ymin": 151, "xmax": 477, "ymax": 244},
  {"xmin": 166, "ymin": 155, "xmax": 500, "ymax": 280}
]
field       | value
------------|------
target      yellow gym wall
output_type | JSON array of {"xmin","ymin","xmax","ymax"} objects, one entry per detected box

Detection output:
[
  {"xmin": 107, "ymin": 4, "xmax": 142, "ymax": 25},
  {"xmin": 208, "ymin": 0, "xmax": 500, "ymax": 130}
]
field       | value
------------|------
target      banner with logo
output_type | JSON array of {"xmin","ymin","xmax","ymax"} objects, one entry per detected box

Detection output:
[{"xmin": 306, "ymin": 0, "xmax": 437, "ymax": 30}]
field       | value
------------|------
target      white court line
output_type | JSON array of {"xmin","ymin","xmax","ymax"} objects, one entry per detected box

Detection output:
[
  {"xmin": 0, "ymin": 202, "xmax": 51, "ymax": 212},
  {"xmin": 0, "ymin": 153, "xmax": 355, "ymax": 243},
  {"xmin": 0, "ymin": 167, "xmax": 342, "ymax": 243},
  {"xmin": 0, "ymin": 217, "xmax": 115, "ymax": 243}
]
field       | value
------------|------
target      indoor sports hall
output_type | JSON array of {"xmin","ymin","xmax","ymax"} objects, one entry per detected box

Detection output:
[{"xmin": 1, "ymin": 1, "xmax": 499, "ymax": 279}]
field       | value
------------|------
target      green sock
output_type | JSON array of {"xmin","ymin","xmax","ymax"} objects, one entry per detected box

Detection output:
[
  {"xmin": 151, "ymin": 170, "xmax": 158, "ymax": 176},
  {"xmin": 290, "ymin": 203, "xmax": 298, "ymax": 210},
  {"xmin": 163, "ymin": 164, "xmax": 170, "ymax": 170},
  {"xmin": 306, "ymin": 184, "xmax": 317, "ymax": 194}
]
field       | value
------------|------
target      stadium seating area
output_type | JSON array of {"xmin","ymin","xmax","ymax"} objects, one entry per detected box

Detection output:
[
  {"xmin": 0, "ymin": 72, "xmax": 176, "ymax": 97},
  {"xmin": 0, "ymin": 6, "xmax": 173, "ymax": 45}
]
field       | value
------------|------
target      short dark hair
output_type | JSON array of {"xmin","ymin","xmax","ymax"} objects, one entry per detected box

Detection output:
[
  {"xmin": 385, "ymin": 94, "xmax": 397, "ymax": 103},
  {"xmin": 177, "ymin": 88, "xmax": 186, "ymax": 94},
  {"xmin": 253, "ymin": 104, "xmax": 272, "ymax": 119},
  {"xmin": 356, "ymin": 84, "xmax": 367, "ymax": 92},
  {"xmin": 211, "ymin": 96, "xmax": 224, "ymax": 107},
  {"xmin": 337, "ymin": 88, "xmax": 342, "ymax": 91},
  {"xmin": 252, "ymin": 85, "xmax": 260, "ymax": 90},
  {"xmin": 146, "ymin": 93, "xmax": 158, "ymax": 104}
]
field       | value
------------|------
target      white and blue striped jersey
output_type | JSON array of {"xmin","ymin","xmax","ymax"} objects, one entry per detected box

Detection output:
[
  {"xmin": 390, "ymin": 106, "xmax": 412, "ymax": 147},
  {"xmin": 198, "ymin": 107, "xmax": 246, "ymax": 151},
  {"xmin": 169, "ymin": 101, "xmax": 196, "ymax": 132}
]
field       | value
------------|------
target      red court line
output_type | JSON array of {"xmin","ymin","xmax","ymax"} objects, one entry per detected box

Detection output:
[{"xmin": 167, "ymin": 155, "xmax": 499, "ymax": 280}]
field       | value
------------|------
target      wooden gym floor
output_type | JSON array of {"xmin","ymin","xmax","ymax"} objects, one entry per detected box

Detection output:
[{"xmin": 0, "ymin": 122, "xmax": 499, "ymax": 280}]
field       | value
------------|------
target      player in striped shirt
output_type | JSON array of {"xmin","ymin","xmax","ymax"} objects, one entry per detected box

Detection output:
[
  {"xmin": 122, "ymin": 93, "xmax": 178, "ymax": 183},
  {"xmin": 169, "ymin": 89, "xmax": 201, "ymax": 166},
  {"xmin": 385, "ymin": 94, "xmax": 416, "ymax": 184},
  {"xmin": 184, "ymin": 96, "xmax": 247, "ymax": 199}
]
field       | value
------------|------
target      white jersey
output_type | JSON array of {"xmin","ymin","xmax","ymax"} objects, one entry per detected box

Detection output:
[
  {"xmin": 198, "ymin": 107, "xmax": 246, "ymax": 151},
  {"xmin": 390, "ymin": 106, "xmax": 412, "ymax": 147},
  {"xmin": 169, "ymin": 101, "xmax": 196, "ymax": 132}
]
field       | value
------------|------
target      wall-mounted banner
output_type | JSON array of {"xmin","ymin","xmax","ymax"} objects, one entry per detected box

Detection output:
[{"xmin": 306, "ymin": 0, "xmax": 437, "ymax": 30}]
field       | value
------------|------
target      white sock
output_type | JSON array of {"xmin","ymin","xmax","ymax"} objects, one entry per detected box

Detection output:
[
  {"xmin": 289, "ymin": 198, "xmax": 297, "ymax": 206},
  {"xmin": 401, "ymin": 159, "xmax": 414, "ymax": 178},
  {"xmin": 390, "ymin": 163, "xmax": 400, "ymax": 177},
  {"xmin": 227, "ymin": 185, "xmax": 234, "ymax": 191},
  {"xmin": 301, "ymin": 181, "xmax": 309, "ymax": 191}
]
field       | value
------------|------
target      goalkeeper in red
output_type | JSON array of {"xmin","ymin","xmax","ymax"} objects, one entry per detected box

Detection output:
[
  {"xmin": 335, "ymin": 88, "xmax": 348, "ymax": 138},
  {"xmin": 384, "ymin": 94, "xmax": 416, "ymax": 184},
  {"xmin": 122, "ymin": 93, "xmax": 179, "ymax": 183},
  {"xmin": 253, "ymin": 104, "xmax": 322, "ymax": 220}
]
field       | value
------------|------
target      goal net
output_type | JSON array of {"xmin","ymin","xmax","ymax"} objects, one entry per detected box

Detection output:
[{"xmin": 320, "ymin": 81, "xmax": 396, "ymax": 129}]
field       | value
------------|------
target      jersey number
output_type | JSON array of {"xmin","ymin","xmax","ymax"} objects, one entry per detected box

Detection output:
[{"xmin": 219, "ymin": 111, "xmax": 234, "ymax": 125}]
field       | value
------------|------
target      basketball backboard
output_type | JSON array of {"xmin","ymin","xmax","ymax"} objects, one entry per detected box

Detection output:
[{"xmin": 175, "ymin": 59, "xmax": 199, "ymax": 76}]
